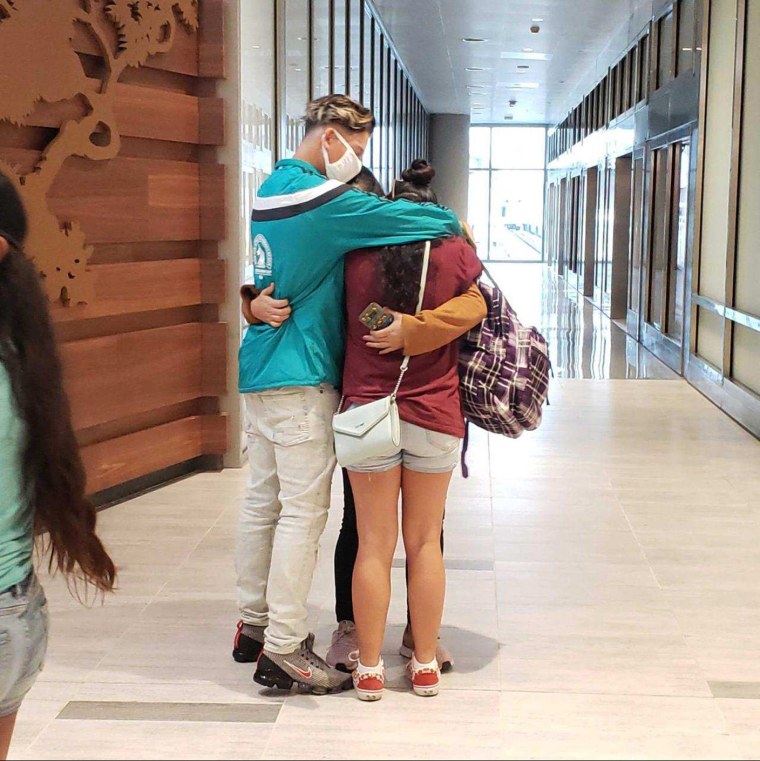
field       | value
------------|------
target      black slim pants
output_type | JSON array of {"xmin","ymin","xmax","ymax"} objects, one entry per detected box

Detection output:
[{"xmin": 334, "ymin": 468, "xmax": 445, "ymax": 624}]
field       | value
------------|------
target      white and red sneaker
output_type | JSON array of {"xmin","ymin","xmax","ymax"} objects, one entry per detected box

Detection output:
[
  {"xmin": 352, "ymin": 654, "xmax": 385, "ymax": 702},
  {"xmin": 407, "ymin": 654, "xmax": 440, "ymax": 697}
]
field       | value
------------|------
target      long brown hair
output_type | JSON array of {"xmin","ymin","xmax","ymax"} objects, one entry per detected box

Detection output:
[{"xmin": 0, "ymin": 172, "xmax": 116, "ymax": 593}]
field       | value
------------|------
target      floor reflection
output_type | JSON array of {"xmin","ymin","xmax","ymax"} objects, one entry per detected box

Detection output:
[{"xmin": 486, "ymin": 263, "xmax": 679, "ymax": 380}]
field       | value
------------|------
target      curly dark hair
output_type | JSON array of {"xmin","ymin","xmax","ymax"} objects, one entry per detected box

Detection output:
[
  {"xmin": 0, "ymin": 172, "xmax": 116, "ymax": 594},
  {"xmin": 380, "ymin": 160, "xmax": 440, "ymax": 314}
]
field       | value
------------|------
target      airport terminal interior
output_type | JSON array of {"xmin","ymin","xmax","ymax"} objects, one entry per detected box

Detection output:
[{"xmin": 2, "ymin": 0, "xmax": 760, "ymax": 758}]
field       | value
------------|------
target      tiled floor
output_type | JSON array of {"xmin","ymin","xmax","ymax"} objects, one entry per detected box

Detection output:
[
  {"xmin": 490, "ymin": 263, "xmax": 679, "ymax": 380},
  {"xmin": 10, "ymin": 267, "xmax": 760, "ymax": 760}
]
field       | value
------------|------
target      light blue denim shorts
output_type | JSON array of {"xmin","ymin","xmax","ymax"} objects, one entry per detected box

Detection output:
[
  {"xmin": 0, "ymin": 574, "xmax": 48, "ymax": 717},
  {"xmin": 345, "ymin": 417, "xmax": 461, "ymax": 474}
]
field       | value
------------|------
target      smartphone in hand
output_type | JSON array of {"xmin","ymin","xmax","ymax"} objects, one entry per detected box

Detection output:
[{"xmin": 359, "ymin": 302, "xmax": 394, "ymax": 331}]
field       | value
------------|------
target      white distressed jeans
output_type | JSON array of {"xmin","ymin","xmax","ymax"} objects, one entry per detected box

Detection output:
[{"xmin": 236, "ymin": 385, "xmax": 339, "ymax": 655}]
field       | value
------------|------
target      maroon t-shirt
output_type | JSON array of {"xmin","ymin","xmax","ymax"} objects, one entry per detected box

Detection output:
[{"xmin": 342, "ymin": 236, "xmax": 482, "ymax": 438}]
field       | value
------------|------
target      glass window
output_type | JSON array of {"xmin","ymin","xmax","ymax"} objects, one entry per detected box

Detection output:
[
  {"xmin": 312, "ymin": 0, "xmax": 331, "ymax": 98},
  {"xmin": 468, "ymin": 170, "xmax": 490, "ymax": 253},
  {"xmin": 491, "ymin": 127, "xmax": 545, "ymax": 169},
  {"xmin": 648, "ymin": 147, "xmax": 669, "ymax": 329},
  {"xmin": 349, "ymin": 0, "xmax": 362, "ymax": 100},
  {"xmin": 241, "ymin": 0, "xmax": 275, "ymax": 284},
  {"xmin": 362, "ymin": 9, "xmax": 373, "ymax": 106},
  {"xmin": 632, "ymin": 44, "xmax": 641, "ymax": 104},
  {"xmin": 282, "ymin": 0, "xmax": 309, "ymax": 158},
  {"xmin": 668, "ymin": 143, "xmax": 690, "ymax": 340},
  {"xmin": 469, "ymin": 127, "xmax": 546, "ymax": 261},
  {"xmin": 629, "ymin": 156, "xmax": 645, "ymax": 316},
  {"xmin": 385, "ymin": 45, "xmax": 393, "ymax": 186},
  {"xmin": 678, "ymin": 0, "xmax": 697, "ymax": 75},
  {"xmin": 469, "ymin": 127, "xmax": 491, "ymax": 168},
  {"xmin": 372, "ymin": 31, "xmax": 383, "ymax": 180},
  {"xmin": 639, "ymin": 34, "xmax": 651, "ymax": 100},
  {"xmin": 333, "ymin": 0, "xmax": 347, "ymax": 93},
  {"xmin": 658, "ymin": 11, "xmax": 674, "ymax": 87},
  {"xmin": 489, "ymin": 170, "xmax": 545, "ymax": 261},
  {"xmin": 394, "ymin": 62, "xmax": 402, "ymax": 173},
  {"xmin": 624, "ymin": 50, "xmax": 633, "ymax": 110},
  {"xmin": 732, "ymin": 325, "xmax": 760, "ymax": 395}
]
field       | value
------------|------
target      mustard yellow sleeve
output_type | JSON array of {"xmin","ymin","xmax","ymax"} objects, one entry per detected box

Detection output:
[{"xmin": 402, "ymin": 283, "xmax": 487, "ymax": 356}]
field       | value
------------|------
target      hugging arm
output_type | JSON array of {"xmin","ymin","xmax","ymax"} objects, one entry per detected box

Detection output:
[{"xmin": 364, "ymin": 283, "xmax": 487, "ymax": 356}]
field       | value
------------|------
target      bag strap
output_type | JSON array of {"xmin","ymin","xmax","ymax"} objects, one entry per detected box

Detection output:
[{"xmin": 391, "ymin": 240, "xmax": 431, "ymax": 400}]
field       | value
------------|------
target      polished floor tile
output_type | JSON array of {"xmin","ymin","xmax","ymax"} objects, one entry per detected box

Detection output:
[
  {"xmin": 9, "ymin": 265, "xmax": 760, "ymax": 760},
  {"xmin": 490, "ymin": 263, "xmax": 680, "ymax": 380}
]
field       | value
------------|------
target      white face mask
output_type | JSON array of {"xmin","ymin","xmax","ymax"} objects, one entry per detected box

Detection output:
[{"xmin": 322, "ymin": 130, "xmax": 363, "ymax": 183}]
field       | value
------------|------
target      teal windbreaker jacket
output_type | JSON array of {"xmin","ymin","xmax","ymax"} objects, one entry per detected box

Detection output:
[{"xmin": 238, "ymin": 159, "xmax": 462, "ymax": 393}]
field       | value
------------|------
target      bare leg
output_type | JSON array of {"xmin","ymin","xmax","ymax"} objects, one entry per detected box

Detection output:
[
  {"xmin": 0, "ymin": 712, "xmax": 18, "ymax": 761},
  {"xmin": 401, "ymin": 468, "xmax": 452, "ymax": 664},
  {"xmin": 350, "ymin": 467, "xmax": 402, "ymax": 667}
]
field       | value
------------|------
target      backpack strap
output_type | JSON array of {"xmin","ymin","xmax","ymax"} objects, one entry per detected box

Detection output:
[{"xmin": 460, "ymin": 421, "xmax": 470, "ymax": 479}]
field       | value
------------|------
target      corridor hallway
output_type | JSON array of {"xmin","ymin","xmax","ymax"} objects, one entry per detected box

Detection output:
[{"xmin": 9, "ymin": 265, "xmax": 760, "ymax": 760}]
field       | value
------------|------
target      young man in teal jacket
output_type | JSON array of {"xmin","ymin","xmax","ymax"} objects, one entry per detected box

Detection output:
[{"xmin": 235, "ymin": 95, "xmax": 462, "ymax": 695}]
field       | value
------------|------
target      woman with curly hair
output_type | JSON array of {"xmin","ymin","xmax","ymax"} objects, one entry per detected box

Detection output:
[{"xmin": 341, "ymin": 160, "xmax": 482, "ymax": 701}]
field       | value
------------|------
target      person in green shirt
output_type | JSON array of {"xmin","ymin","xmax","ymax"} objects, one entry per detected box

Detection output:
[
  {"xmin": 235, "ymin": 95, "xmax": 463, "ymax": 696},
  {"xmin": 0, "ymin": 173, "xmax": 116, "ymax": 760}
]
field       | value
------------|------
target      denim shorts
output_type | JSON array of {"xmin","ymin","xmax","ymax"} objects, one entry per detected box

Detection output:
[
  {"xmin": 346, "ymin": 418, "xmax": 461, "ymax": 474},
  {"xmin": 0, "ymin": 574, "xmax": 48, "ymax": 718}
]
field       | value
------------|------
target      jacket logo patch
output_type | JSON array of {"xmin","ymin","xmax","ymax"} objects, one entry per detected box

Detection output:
[{"xmin": 253, "ymin": 234, "xmax": 273, "ymax": 279}]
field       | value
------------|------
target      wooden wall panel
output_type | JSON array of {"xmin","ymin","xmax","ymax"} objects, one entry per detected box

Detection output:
[
  {"xmin": 51, "ymin": 260, "xmax": 226, "ymax": 322},
  {"xmin": 81, "ymin": 415, "xmax": 227, "ymax": 494},
  {"xmin": 23, "ymin": 82, "xmax": 224, "ymax": 146},
  {"xmin": 61, "ymin": 323, "xmax": 227, "ymax": 430},
  {"xmin": 0, "ymin": 2, "xmax": 228, "ymax": 498}
]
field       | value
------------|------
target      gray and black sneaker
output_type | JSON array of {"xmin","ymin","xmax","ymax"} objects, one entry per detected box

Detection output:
[
  {"xmin": 254, "ymin": 634, "xmax": 353, "ymax": 695},
  {"xmin": 233, "ymin": 621, "xmax": 265, "ymax": 663}
]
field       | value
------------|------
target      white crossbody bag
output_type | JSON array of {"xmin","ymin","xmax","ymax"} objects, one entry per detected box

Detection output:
[{"xmin": 332, "ymin": 241, "xmax": 431, "ymax": 468}]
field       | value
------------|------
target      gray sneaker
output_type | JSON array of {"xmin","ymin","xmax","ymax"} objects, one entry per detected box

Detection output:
[
  {"xmin": 326, "ymin": 620, "xmax": 359, "ymax": 673},
  {"xmin": 254, "ymin": 634, "xmax": 353, "ymax": 695},
  {"xmin": 399, "ymin": 624, "xmax": 454, "ymax": 673}
]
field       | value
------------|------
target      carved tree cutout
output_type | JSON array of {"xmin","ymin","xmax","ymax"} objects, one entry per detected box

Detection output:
[{"xmin": 0, "ymin": 0, "xmax": 200, "ymax": 306}]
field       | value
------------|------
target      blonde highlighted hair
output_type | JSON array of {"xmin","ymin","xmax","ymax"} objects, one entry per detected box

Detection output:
[{"xmin": 304, "ymin": 94, "xmax": 376, "ymax": 134}]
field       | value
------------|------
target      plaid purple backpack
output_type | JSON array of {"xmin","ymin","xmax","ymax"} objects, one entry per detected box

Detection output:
[{"xmin": 459, "ymin": 272, "xmax": 551, "ymax": 452}]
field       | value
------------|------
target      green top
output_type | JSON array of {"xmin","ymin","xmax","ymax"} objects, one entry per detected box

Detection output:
[
  {"xmin": 0, "ymin": 361, "xmax": 32, "ymax": 591},
  {"xmin": 239, "ymin": 159, "xmax": 462, "ymax": 393}
]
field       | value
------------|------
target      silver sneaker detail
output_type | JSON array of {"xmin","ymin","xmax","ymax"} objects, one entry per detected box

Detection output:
[
  {"xmin": 255, "ymin": 634, "xmax": 353, "ymax": 695},
  {"xmin": 326, "ymin": 620, "xmax": 359, "ymax": 672}
]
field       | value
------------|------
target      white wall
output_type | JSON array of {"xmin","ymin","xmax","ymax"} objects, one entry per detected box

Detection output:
[{"xmin": 430, "ymin": 114, "xmax": 470, "ymax": 221}]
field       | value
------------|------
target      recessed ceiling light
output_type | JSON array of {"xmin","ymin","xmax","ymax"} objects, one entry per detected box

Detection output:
[
  {"xmin": 462, "ymin": 37, "xmax": 487, "ymax": 43},
  {"xmin": 507, "ymin": 82, "xmax": 540, "ymax": 89},
  {"xmin": 503, "ymin": 51, "xmax": 551, "ymax": 61},
  {"xmin": 517, "ymin": 65, "xmax": 530, "ymax": 70},
  {"xmin": 466, "ymin": 67, "xmax": 487, "ymax": 71},
  {"xmin": 531, "ymin": 17, "xmax": 544, "ymax": 22},
  {"xmin": 523, "ymin": 47, "xmax": 534, "ymax": 52}
]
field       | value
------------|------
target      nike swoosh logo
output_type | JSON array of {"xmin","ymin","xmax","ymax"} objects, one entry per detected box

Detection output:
[{"xmin": 284, "ymin": 660, "xmax": 313, "ymax": 680}]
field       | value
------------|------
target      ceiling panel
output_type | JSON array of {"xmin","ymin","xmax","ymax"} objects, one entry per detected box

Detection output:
[{"xmin": 371, "ymin": 0, "xmax": 655, "ymax": 124}]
